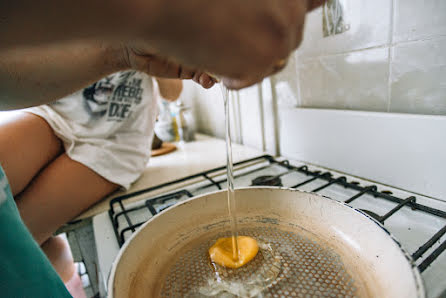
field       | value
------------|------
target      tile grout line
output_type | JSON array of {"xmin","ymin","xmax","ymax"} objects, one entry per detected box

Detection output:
[
  {"xmin": 299, "ymin": 35, "xmax": 446, "ymax": 63},
  {"xmin": 270, "ymin": 76, "xmax": 281, "ymax": 156},
  {"xmin": 236, "ymin": 91, "xmax": 243, "ymax": 145},
  {"xmin": 387, "ymin": 0, "xmax": 396, "ymax": 112},
  {"xmin": 257, "ymin": 83, "xmax": 266, "ymax": 152},
  {"xmin": 295, "ymin": 51, "xmax": 303, "ymax": 108}
]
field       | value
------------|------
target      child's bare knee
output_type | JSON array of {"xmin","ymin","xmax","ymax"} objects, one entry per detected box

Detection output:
[{"xmin": 41, "ymin": 235, "xmax": 75, "ymax": 283}]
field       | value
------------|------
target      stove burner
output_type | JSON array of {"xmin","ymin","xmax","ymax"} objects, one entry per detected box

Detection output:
[
  {"xmin": 109, "ymin": 155, "xmax": 446, "ymax": 280},
  {"xmin": 251, "ymin": 175, "xmax": 283, "ymax": 187}
]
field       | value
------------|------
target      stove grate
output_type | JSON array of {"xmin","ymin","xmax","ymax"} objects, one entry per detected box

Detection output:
[{"xmin": 108, "ymin": 155, "xmax": 446, "ymax": 272}]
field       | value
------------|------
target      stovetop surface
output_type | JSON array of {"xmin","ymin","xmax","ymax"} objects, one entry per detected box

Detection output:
[{"xmin": 94, "ymin": 155, "xmax": 446, "ymax": 297}]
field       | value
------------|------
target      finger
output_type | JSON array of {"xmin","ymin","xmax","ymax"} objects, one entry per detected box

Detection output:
[
  {"xmin": 222, "ymin": 59, "xmax": 287, "ymax": 90},
  {"xmin": 177, "ymin": 65, "xmax": 195, "ymax": 79},
  {"xmin": 143, "ymin": 56, "xmax": 189, "ymax": 79},
  {"xmin": 145, "ymin": 57, "xmax": 177, "ymax": 78},
  {"xmin": 274, "ymin": 59, "xmax": 287, "ymax": 71},
  {"xmin": 138, "ymin": 53, "xmax": 216, "ymax": 87},
  {"xmin": 222, "ymin": 76, "xmax": 263, "ymax": 90},
  {"xmin": 206, "ymin": 73, "xmax": 221, "ymax": 83},
  {"xmin": 192, "ymin": 72, "xmax": 200, "ymax": 85},
  {"xmin": 165, "ymin": 60, "xmax": 185, "ymax": 78},
  {"xmin": 198, "ymin": 73, "xmax": 216, "ymax": 89}
]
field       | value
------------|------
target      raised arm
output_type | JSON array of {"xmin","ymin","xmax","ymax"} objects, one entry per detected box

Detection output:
[
  {"xmin": 0, "ymin": 41, "xmax": 216, "ymax": 110},
  {"xmin": 1, "ymin": 0, "xmax": 325, "ymax": 89},
  {"xmin": 0, "ymin": 0, "xmax": 159, "ymax": 48},
  {"xmin": 0, "ymin": 42, "xmax": 125, "ymax": 110}
]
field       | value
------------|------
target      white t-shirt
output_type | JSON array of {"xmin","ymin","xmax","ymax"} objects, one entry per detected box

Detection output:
[{"xmin": 27, "ymin": 70, "xmax": 158, "ymax": 189}]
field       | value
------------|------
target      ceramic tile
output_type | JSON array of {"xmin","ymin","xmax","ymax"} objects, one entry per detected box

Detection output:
[
  {"xmin": 277, "ymin": 108, "xmax": 446, "ymax": 200},
  {"xmin": 238, "ymin": 85, "xmax": 264, "ymax": 150},
  {"xmin": 298, "ymin": 47, "xmax": 390, "ymax": 111},
  {"xmin": 298, "ymin": 0, "xmax": 392, "ymax": 59},
  {"xmin": 260, "ymin": 78, "xmax": 279, "ymax": 155},
  {"xmin": 190, "ymin": 81, "xmax": 265, "ymax": 150},
  {"xmin": 389, "ymin": 37, "xmax": 446, "ymax": 115},
  {"xmin": 179, "ymin": 80, "xmax": 197, "ymax": 107},
  {"xmin": 273, "ymin": 52, "xmax": 300, "ymax": 107},
  {"xmin": 394, "ymin": 0, "xmax": 446, "ymax": 43},
  {"xmin": 191, "ymin": 83, "xmax": 226, "ymax": 138}
]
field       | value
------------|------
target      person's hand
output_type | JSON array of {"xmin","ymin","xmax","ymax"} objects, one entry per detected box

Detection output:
[
  {"xmin": 120, "ymin": 45, "xmax": 217, "ymax": 89},
  {"xmin": 128, "ymin": 0, "xmax": 325, "ymax": 89},
  {"xmin": 218, "ymin": 0, "xmax": 325, "ymax": 89}
]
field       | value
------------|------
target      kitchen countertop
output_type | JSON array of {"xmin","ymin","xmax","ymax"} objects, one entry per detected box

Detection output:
[{"xmin": 77, "ymin": 134, "xmax": 263, "ymax": 220}]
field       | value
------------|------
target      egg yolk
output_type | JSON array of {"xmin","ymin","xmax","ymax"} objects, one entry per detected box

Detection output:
[{"xmin": 209, "ymin": 236, "xmax": 259, "ymax": 268}]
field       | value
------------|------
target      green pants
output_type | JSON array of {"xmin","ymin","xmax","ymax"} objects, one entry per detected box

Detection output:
[{"xmin": 0, "ymin": 165, "xmax": 71, "ymax": 298}]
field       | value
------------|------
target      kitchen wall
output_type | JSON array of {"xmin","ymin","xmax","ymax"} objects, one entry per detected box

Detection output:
[
  {"xmin": 184, "ymin": 0, "xmax": 446, "ymax": 198},
  {"xmin": 185, "ymin": 0, "xmax": 446, "ymax": 198},
  {"xmin": 188, "ymin": 0, "xmax": 446, "ymax": 145},
  {"xmin": 296, "ymin": 0, "xmax": 446, "ymax": 114}
]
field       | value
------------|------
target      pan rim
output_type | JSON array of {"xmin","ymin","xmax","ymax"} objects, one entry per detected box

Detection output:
[{"xmin": 108, "ymin": 186, "xmax": 425, "ymax": 298}]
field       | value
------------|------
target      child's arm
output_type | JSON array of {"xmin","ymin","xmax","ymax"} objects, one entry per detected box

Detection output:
[{"xmin": 156, "ymin": 79, "xmax": 183, "ymax": 102}]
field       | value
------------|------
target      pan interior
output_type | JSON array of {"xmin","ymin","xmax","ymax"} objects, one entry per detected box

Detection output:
[{"xmin": 154, "ymin": 225, "xmax": 370, "ymax": 298}]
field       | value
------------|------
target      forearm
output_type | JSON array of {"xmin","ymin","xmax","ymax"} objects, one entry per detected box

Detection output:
[
  {"xmin": 0, "ymin": 0, "xmax": 161, "ymax": 49},
  {"xmin": 0, "ymin": 41, "xmax": 127, "ymax": 110},
  {"xmin": 1, "ymin": 0, "xmax": 325, "ymax": 89},
  {"xmin": 156, "ymin": 78, "xmax": 183, "ymax": 101}
]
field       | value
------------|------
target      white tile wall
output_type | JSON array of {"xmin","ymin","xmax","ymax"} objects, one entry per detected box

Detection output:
[
  {"xmin": 184, "ymin": 0, "xmax": 446, "ymax": 200},
  {"xmin": 190, "ymin": 83, "xmax": 226, "ymax": 139},
  {"xmin": 178, "ymin": 80, "xmax": 197, "ymax": 108},
  {"xmin": 237, "ymin": 85, "xmax": 264, "ymax": 150},
  {"xmin": 293, "ymin": 0, "xmax": 446, "ymax": 115},
  {"xmin": 189, "ymin": 81, "xmax": 264, "ymax": 149},
  {"xmin": 260, "ymin": 79, "xmax": 279, "ymax": 155},
  {"xmin": 278, "ymin": 108, "xmax": 446, "ymax": 200},
  {"xmin": 273, "ymin": 53, "xmax": 300, "ymax": 108},
  {"xmin": 393, "ymin": 0, "xmax": 446, "ymax": 43},
  {"xmin": 298, "ymin": 47, "xmax": 389, "ymax": 111},
  {"xmin": 390, "ymin": 37, "xmax": 446, "ymax": 115},
  {"xmin": 189, "ymin": 0, "xmax": 446, "ymax": 155},
  {"xmin": 299, "ymin": 0, "xmax": 392, "ymax": 58}
]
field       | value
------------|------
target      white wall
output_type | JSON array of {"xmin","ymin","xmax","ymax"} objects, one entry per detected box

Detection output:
[
  {"xmin": 191, "ymin": 0, "xmax": 446, "ymax": 138},
  {"xmin": 295, "ymin": 0, "xmax": 446, "ymax": 115},
  {"xmin": 187, "ymin": 0, "xmax": 446, "ymax": 198}
]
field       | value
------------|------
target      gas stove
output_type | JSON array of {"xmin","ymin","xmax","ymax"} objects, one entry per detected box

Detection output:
[{"xmin": 93, "ymin": 155, "xmax": 446, "ymax": 297}]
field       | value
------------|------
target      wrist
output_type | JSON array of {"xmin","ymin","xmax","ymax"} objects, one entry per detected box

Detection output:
[{"xmin": 101, "ymin": 42, "xmax": 131, "ymax": 71}]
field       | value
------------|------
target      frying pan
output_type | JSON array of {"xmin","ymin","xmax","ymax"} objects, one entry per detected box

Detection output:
[{"xmin": 108, "ymin": 187, "xmax": 424, "ymax": 297}]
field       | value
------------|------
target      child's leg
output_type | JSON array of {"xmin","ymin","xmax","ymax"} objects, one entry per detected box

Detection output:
[
  {"xmin": 42, "ymin": 235, "xmax": 86, "ymax": 298},
  {"xmin": 41, "ymin": 236, "xmax": 76, "ymax": 283},
  {"xmin": 1, "ymin": 112, "xmax": 116, "ymax": 295},
  {"xmin": 0, "ymin": 112, "xmax": 63, "ymax": 196},
  {"xmin": 16, "ymin": 153, "xmax": 119, "ymax": 244}
]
